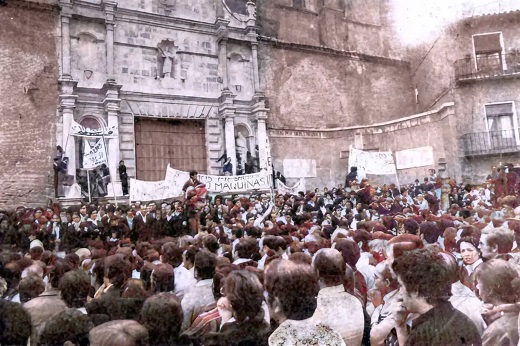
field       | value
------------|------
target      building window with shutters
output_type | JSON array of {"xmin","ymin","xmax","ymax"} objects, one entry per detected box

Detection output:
[
  {"xmin": 485, "ymin": 102, "xmax": 519, "ymax": 149},
  {"xmin": 473, "ymin": 32, "xmax": 506, "ymax": 72}
]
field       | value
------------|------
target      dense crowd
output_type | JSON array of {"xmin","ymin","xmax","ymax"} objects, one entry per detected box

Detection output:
[{"xmin": 1, "ymin": 169, "xmax": 520, "ymax": 345}]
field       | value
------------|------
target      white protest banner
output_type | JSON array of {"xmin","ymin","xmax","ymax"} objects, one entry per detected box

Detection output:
[
  {"xmin": 395, "ymin": 146, "xmax": 434, "ymax": 170},
  {"xmin": 166, "ymin": 165, "xmax": 273, "ymax": 194},
  {"xmin": 277, "ymin": 178, "xmax": 306, "ymax": 195},
  {"xmin": 70, "ymin": 119, "xmax": 118, "ymax": 138},
  {"xmin": 348, "ymin": 146, "xmax": 396, "ymax": 175},
  {"xmin": 83, "ymin": 138, "xmax": 108, "ymax": 169},
  {"xmin": 129, "ymin": 178, "xmax": 183, "ymax": 202}
]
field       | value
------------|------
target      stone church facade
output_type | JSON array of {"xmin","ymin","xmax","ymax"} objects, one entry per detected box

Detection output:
[{"xmin": 56, "ymin": 0, "xmax": 269, "ymax": 199}]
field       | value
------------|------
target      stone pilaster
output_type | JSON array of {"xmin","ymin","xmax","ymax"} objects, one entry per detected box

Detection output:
[
  {"xmin": 251, "ymin": 43, "xmax": 260, "ymax": 93},
  {"xmin": 103, "ymin": 1, "xmax": 117, "ymax": 83},
  {"xmin": 102, "ymin": 83, "xmax": 123, "ymax": 196},
  {"xmin": 219, "ymin": 90, "xmax": 237, "ymax": 174},
  {"xmin": 216, "ymin": 18, "xmax": 230, "ymax": 91},
  {"xmin": 59, "ymin": 8, "xmax": 72, "ymax": 79}
]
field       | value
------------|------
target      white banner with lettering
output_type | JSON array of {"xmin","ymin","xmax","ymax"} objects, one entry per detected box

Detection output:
[
  {"xmin": 82, "ymin": 139, "xmax": 108, "ymax": 169},
  {"xmin": 277, "ymin": 178, "xmax": 306, "ymax": 195},
  {"xmin": 130, "ymin": 165, "xmax": 273, "ymax": 201},
  {"xmin": 395, "ymin": 146, "xmax": 434, "ymax": 170},
  {"xmin": 348, "ymin": 146, "xmax": 396, "ymax": 175}
]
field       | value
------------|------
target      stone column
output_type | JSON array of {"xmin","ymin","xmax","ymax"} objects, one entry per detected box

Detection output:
[
  {"xmin": 224, "ymin": 116, "xmax": 237, "ymax": 175},
  {"xmin": 216, "ymin": 18, "xmax": 230, "ymax": 90},
  {"xmin": 103, "ymin": 83, "xmax": 123, "ymax": 196},
  {"xmin": 251, "ymin": 43, "xmax": 260, "ymax": 93},
  {"xmin": 61, "ymin": 15, "xmax": 72, "ymax": 79},
  {"xmin": 256, "ymin": 114, "xmax": 269, "ymax": 170},
  {"xmin": 59, "ymin": 91, "xmax": 80, "ymax": 198},
  {"xmin": 220, "ymin": 39, "xmax": 229, "ymax": 90},
  {"xmin": 103, "ymin": 1, "xmax": 117, "ymax": 82}
]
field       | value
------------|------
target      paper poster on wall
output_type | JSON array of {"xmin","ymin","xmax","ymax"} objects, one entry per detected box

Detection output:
[
  {"xmin": 283, "ymin": 159, "xmax": 317, "ymax": 178},
  {"xmin": 348, "ymin": 146, "xmax": 396, "ymax": 175},
  {"xmin": 395, "ymin": 146, "xmax": 434, "ymax": 170}
]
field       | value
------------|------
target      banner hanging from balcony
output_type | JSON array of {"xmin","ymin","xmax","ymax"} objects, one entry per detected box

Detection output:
[
  {"xmin": 348, "ymin": 146, "xmax": 396, "ymax": 175},
  {"xmin": 395, "ymin": 146, "xmax": 435, "ymax": 170}
]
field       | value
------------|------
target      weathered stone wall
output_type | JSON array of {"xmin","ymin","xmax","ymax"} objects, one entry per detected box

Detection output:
[
  {"xmin": 269, "ymin": 104, "xmax": 455, "ymax": 188},
  {"xmin": 259, "ymin": 46, "xmax": 415, "ymax": 129},
  {"xmin": 0, "ymin": 2, "xmax": 59, "ymax": 208}
]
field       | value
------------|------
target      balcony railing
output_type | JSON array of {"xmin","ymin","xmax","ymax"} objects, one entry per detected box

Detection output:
[
  {"xmin": 455, "ymin": 53, "xmax": 520, "ymax": 82},
  {"xmin": 461, "ymin": 129, "xmax": 520, "ymax": 156}
]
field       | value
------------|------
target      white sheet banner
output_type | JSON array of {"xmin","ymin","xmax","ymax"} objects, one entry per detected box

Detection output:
[
  {"xmin": 348, "ymin": 146, "xmax": 396, "ymax": 175},
  {"xmin": 129, "ymin": 165, "xmax": 274, "ymax": 201},
  {"xmin": 166, "ymin": 165, "xmax": 273, "ymax": 193},
  {"xmin": 277, "ymin": 178, "xmax": 306, "ymax": 195},
  {"xmin": 129, "ymin": 178, "xmax": 184, "ymax": 202},
  {"xmin": 70, "ymin": 119, "xmax": 118, "ymax": 138},
  {"xmin": 83, "ymin": 138, "xmax": 108, "ymax": 169},
  {"xmin": 395, "ymin": 146, "xmax": 434, "ymax": 170}
]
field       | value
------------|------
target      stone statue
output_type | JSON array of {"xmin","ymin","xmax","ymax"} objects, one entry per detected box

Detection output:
[{"xmin": 158, "ymin": 46, "xmax": 174, "ymax": 78}]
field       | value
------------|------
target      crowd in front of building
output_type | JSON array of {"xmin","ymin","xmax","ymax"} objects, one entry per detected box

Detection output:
[{"xmin": 1, "ymin": 166, "xmax": 520, "ymax": 345}]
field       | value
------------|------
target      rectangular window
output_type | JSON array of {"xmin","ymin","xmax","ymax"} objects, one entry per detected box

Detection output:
[
  {"xmin": 485, "ymin": 102, "xmax": 516, "ymax": 148},
  {"xmin": 473, "ymin": 33, "xmax": 505, "ymax": 72},
  {"xmin": 292, "ymin": 0, "xmax": 304, "ymax": 8}
]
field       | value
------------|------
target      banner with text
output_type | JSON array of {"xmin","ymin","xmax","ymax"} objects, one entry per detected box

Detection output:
[
  {"xmin": 83, "ymin": 138, "xmax": 108, "ymax": 169},
  {"xmin": 277, "ymin": 178, "xmax": 306, "ymax": 195},
  {"xmin": 348, "ymin": 146, "xmax": 396, "ymax": 175},
  {"xmin": 166, "ymin": 165, "xmax": 273, "ymax": 194},
  {"xmin": 129, "ymin": 178, "xmax": 184, "ymax": 202},
  {"xmin": 395, "ymin": 146, "xmax": 434, "ymax": 170},
  {"xmin": 129, "ymin": 165, "xmax": 274, "ymax": 201}
]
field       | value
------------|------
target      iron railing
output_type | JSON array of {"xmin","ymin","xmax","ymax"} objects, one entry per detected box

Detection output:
[
  {"xmin": 455, "ymin": 52, "xmax": 520, "ymax": 82},
  {"xmin": 461, "ymin": 129, "xmax": 520, "ymax": 156}
]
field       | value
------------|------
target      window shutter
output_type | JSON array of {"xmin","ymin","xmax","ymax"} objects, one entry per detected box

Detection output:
[{"xmin": 474, "ymin": 34, "xmax": 502, "ymax": 53}]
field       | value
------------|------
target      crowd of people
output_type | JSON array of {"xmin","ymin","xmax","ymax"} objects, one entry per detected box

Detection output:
[{"xmin": 1, "ymin": 169, "xmax": 520, "ymax": 345}]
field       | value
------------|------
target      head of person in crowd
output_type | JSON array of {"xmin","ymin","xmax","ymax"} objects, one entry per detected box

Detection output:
[
  {"xmin": 139, "ymin": 293, "xmax": 183, "ymax": 345},
  {"xmin": 49, "ymin": 258, "xmax": 72, "ymax": 289},
  {"xmin": 59, "ymin": 269, "xmax": 92, "ymax": 309},
  {"xmin": 392, "ymin": 249, "xmax": 452, "ymax": 310},
  {"xmin": 333, "ymin": 237, "xmax": 360, "ymax": 269},
  {"xmin": 386, "ymin": 234, "xmax": 424, "ymax": 268},
  {"xmin": 313, "ymin": 248, "xmax": 352, "ymax": 290},
  {"xmin": 160, "ymin": 241, "xmax": 183, "ymax": 268},
  {"xmin": 194, "ymin": 250, "xmax": 217, "ymax": 281},
  {"xmin": 264, "ymin": 259, "xmax": 320, "ymax": 323},
  {"xmin": 0, "ymin": 299, "xmax": 32, "ymax": 345},
  {"xmin": 203, "ymin": 234, "xmax": 220, "ymax": 254},
  {"xmin": 89, "ymin": 320, "xmax": 149, "ymax": 346},
  {"xmin": 475, "ymin": 259, "xmax": 520, "ymax": 306},
  {"xmin": 223, "ymin": 270, "xmax": 265, "ymax": 323},
  {"xmin": 18, "ymin": 273, "xmax": 45, "ymax": 303},
  {"xmin": 151, "ymin": 263, "xmax": 174, "ymax": 293},
  {"xmin": 479, "ymin": 228, "xmax": 514, "ymax": 261},
  {"xmin": 40, "ymin": 309, "xmax": 94, "ymax": 346},
  {"xmin": 457, "ymin": 236, "xmax": 482, "ymax": 266},
  {"xmin": 104, "ymin": 254, "xmax": 132, "ymax": 289}
]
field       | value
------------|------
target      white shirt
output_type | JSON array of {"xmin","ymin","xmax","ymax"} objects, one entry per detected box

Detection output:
[{"xmin": 173, "ymin": 265, "xmax": 197, "ymax": 300}]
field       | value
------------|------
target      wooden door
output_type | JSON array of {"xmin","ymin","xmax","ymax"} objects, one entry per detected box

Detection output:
[{"xmin": 135, "ymin": 118, "xmax": 207, "ymax": 181}]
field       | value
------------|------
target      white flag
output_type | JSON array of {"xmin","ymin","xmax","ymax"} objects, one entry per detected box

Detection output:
[{"xmin": 83, "ymin": 138, "xmax": 107, "ymax": 169}]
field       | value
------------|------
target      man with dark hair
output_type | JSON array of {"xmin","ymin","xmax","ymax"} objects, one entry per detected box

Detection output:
[
  {"xmin": 266, "ymin": 260, "xmax": 345, "ymax": 345},
  {"xmin": 24, "ymin": 259, "xmax": 71, "ymax": 345},
  {"xmin": 59, "ymin": 270, "xmax": 92, "ymax": 311},
  {"xmin": 391, "ymin": 249, "xmax": 481, "ymax": 345},
  {"xmin": 181, "ymin": 250, "xmax": 217, "ymax": 332},
  {"xmin": 312, "ymin": 249, "xmax": 365, "ymax": 345},
  {"xmin": 479, "ymin": 228, "xmax": 514, "ymax": 261},
  {"xmin": 0, "ymin": 299, "xmax": 32, "ymax": 345}
]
